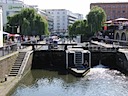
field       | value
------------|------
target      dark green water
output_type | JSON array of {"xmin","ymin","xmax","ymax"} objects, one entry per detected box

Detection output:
[{"xmin": 11, "ymin": 65, "xmax": 128, "ymax": 96}]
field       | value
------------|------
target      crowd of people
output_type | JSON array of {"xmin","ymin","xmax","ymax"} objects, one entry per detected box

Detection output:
[{"xmin": 3, "ymin": 35, "xmax": 40, "ymax": 49}]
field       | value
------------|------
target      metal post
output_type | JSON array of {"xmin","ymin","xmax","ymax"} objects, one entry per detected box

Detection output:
[
  {"xmin": 2, "ymin": 47, "xmax": 4, "ymax": 56},
  {"xmin": 32, "ymin": 45, "xmax": 35, "ymax": 50},
  {"xmin": 12, "ymin": 26, "xmax": 14, "ymax": 33}
]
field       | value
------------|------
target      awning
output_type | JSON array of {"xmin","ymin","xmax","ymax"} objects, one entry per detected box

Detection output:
[
  {"xmin": 114, "ymin": 18, "xmax": 128, "ymax": 21},
  {"xmin": 104, "ymin": 20, "xmax": 112, "ymax": 24},
  {"xmin": 9, "ymin": 34, "xmax": 20, "ymax": 37},
  {"xmin": 3, "ymin": 31, "xmax": 9, "ymax": 35}
]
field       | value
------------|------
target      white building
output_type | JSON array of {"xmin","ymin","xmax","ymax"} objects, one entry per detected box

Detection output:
[
  {"xmin": 35, "ymin": 8, "xmax": 54, "ymax": 33},
  {"xmin": 0, "ymin": 0, "xmax": 53, "ymax": 33},
  {"xmin": 75, "ymin": 13, "xmax": 84, "ymax": 20},
  {"xmin": 0, "ymin": 6, "xmax": 3, "ymax": 47},
  {"xmin": 44, "ymin": 9, "xmax": 83, "ymax": 36},
  {"xmin": 0, "ymin": 0, "xmax": 24, "ymax": 25}
]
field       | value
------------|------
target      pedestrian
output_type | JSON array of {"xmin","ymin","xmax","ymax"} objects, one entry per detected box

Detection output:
[{"xmin": 83, "ymin": 60, "xmax": 88, "ymax": 67}]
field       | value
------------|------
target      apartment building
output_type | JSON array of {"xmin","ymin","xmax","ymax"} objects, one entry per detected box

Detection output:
[
  {"xmin": 37, "ymin": 8, "xmax": 54, "ymax": 33},
  {"xmin": 0, "ymin": 0, "xmax": 24, "ymax": 25},
  {"xmin": 90, "ymin": 2, "xmax": 128, "ymax": 20},
  {"xmin": 44, "ymin": 9, "xmax": 83, "ymax": 35}
]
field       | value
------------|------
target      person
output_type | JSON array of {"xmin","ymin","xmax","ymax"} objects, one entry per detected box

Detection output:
[
  {"xmin": 14, "ymin": 37, "xmax": 18, "ymax": 43},
  {"xmin": 17, "ymin": 39, "xmax": 21, "ymax": 49},
  {"xmin": 8, "ymin": 38, "xmax": 13, "ymax": 45},
  {"xmin": 83, "ymin": 60, "xmax": 88, "ymax": 67}
]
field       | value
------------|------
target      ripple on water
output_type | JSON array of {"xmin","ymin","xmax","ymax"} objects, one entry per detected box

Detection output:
[{"xmin": 11, "ymin": 65, "xmax": 128, "ymax": 96}]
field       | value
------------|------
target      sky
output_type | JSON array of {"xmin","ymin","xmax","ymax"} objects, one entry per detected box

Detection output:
[{"xmin": 23, "ymin": 0, "xmax": 128, "ymax": 18}]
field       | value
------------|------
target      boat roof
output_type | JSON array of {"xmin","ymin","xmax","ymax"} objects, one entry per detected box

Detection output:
[
  {"xmin": 68, "ymin": 48, "xmax": 84, "ymax": 51},
  {"xmin": 67, "ymin": 48, "xmax": 90, "ymax": 53}
]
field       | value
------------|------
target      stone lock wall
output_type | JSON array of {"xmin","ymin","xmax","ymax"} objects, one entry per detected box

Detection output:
[{"xmin": 0, "ymin": 52, "xmax": 18, "ymax": 82}]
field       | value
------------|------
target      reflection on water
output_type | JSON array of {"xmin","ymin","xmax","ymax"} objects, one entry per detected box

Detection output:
[{"xmin": 11, "ymin": 64, "xmax": 128, "ymax": 96}]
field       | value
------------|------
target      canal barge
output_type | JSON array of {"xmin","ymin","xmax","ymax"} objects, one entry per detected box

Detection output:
[{"xmin": 66, "ymin": 46, "xmax": 91, "ymax": 77}]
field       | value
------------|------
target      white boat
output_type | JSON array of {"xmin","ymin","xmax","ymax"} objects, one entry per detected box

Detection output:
[{"xmin": 66, "ymin": 47, "xmax": 91, "ymax": 77}]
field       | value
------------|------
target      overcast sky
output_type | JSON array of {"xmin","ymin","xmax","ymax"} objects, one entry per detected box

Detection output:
[{"xmin": 23, "ymin": 0, "xmax": 128, "ymax": 18}]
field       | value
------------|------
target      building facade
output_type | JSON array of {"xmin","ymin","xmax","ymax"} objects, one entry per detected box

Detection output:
[
  {"xmin": 0, "ymin": 0, "xmax": 53, "ymax": 33},
  {"xmin": 90, "ymin": 2, "xmax": 128, "ymax": 20},
  {"xmin": 44, "ymin": 9, "xmax": 83, "ymax": 36},
  {"xmin": 36, "ymin": 8, "xmax": 54, "ymax": 33},
  {"xmin": 0, "ymin": 0, "xmax": 24, "ymax": 25},
  {"xmin": 0, "ymin": 6, "xmax": 3, "ymax": 47}
]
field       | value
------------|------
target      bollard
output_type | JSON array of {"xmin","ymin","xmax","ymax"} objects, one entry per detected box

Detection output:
[{"xmin": 5, "ymin": 75, "xmax": 8, "ymax": 81}]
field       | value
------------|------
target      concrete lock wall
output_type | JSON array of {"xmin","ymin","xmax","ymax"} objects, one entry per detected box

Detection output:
[
  {"xmin": 114, "ymin": 30, "xmax": 128, "ymax": 41},
  {"xmin": 0, "ymin": 52, "xmax": 18, "ymax": 82}
]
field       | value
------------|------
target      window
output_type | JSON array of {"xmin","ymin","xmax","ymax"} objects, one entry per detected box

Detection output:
[
  {"xmin": 113, "ymin": 10, "xmax": 115, "ymax": 13},
  {"xmin": 123, "ymin": 10, "xmax": 125, "ymax": 13},
  {"xmin": 112, "ymin": 5, "xmax": 115, "ymax": 8},
  {"xmin": 57, "ymin": 16, "xmax": 60, "ymax": 18},
  {"xmin": 57, "ymin": 23, "xmax": 60, "ymax": 25},
  {"xmin": 6, "ymin": 11, "xmax": 9, "ymax": 16},
  {"xmin": 57, "ymin": 19, "xmax": 60, "ymax": 22},
  {"xmin": 57, "ymin": 26, "xmax": 60, "ymax": 29}
]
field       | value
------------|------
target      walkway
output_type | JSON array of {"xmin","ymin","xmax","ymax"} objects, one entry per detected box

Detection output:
[
  {"xmin": 91, "ymin": 40, "xmax": 120, "ymax": 48},
  {"xmin": 0, "ymin": 76, "xmax": 20, "ymax": 96}
]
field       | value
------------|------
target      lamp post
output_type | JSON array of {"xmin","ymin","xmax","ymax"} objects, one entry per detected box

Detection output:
[{"xmin": 17, "ymin": 26, "xmax": 20, "ymax": 33}]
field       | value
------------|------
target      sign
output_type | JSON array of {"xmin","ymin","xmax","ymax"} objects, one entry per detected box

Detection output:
[{"xmin": 8, "ymin": 5, "xmax": 22, "ymax": 10}]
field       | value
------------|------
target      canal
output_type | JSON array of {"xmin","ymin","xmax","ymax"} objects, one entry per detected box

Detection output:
[{"xmin": 10, "ymin": 64, "xmax": 128, "ymax": 96}]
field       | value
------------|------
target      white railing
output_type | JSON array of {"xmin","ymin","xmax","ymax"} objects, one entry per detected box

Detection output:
[{"xmin": 17, "ymin": 51, "xmax": 33, "ymax": 78}]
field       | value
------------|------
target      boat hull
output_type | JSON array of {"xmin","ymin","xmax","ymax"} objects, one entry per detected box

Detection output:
[{"xmin": 68, "ymin": 67, "xmax": 90, "ymax": 77}]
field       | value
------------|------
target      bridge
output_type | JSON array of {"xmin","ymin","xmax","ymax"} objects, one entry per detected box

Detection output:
[{"xmin": 21, "ymin": 40, "xmax": 125, "ymax": 53}]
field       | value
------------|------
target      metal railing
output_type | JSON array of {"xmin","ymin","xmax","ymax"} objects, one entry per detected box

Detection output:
[
  {"xmin": 0, "ymin": 40, "xmax": 32, "ymax": 57},
  {"xmin": 0, "ymin": 43, "xmax": 18, "ymax": 57},
  {"xmin": 97, "ymin": 38, "xmax": 128, "ymax": 48}
]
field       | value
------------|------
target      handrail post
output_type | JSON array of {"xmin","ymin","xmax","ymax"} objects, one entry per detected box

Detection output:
[
  {"xmin": 32, "ymin": 45, "xmax": 35, "ymax": 50},
  {"xmin": 2, "ymin": 47, "xmax": 4, "ymax": 56},
  {"xmin": 64, "ymin": 45, "xmax": 67, "ymax": 50}
]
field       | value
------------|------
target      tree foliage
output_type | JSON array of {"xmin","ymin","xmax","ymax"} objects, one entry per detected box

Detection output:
[
  {"xmin": 68, "ymin": 6, "xmax": 106, "ymax": 40},
  {"xmin": 5, "ymin": 8, "xmax": 49, "ymax": 35},
  {"xmin": 87, "ymin": 6, "xmax": 106, "ymax": 34},
  {"xmin": 68, "ymin": 20, "xmax": 93, "ymax": 39},
  {"xmin": 68, "ymin": 20, "xmax": 87, "ymax": 35}
]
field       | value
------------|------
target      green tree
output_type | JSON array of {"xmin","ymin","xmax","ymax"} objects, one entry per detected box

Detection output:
[
  {"xmin": 5, "ymin": 8, "xmax": 49, "ymax": 35},
  {"xmin": 87, "ymin": 6, "xmax": 106, "ymax": 34},
  {"xmin": 68, "ymin": 20, "xmax": 94, "ymax": 40},
  {"xmin": 68, "ymin": 20, "xmax": 87, "ymax": 36}
]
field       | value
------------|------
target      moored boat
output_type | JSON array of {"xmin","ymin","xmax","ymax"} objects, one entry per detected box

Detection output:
[{"xmin": 66, "ymin": 46, "xmax": 91, "ymax": 77}]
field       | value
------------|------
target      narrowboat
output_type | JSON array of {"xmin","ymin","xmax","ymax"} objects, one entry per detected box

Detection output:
[{"xmin": 66, "ymin": 47, "xmax": 91, "ymax": 77}]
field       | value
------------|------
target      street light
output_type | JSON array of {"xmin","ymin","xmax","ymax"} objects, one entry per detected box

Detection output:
[{"xmin": 17, "ymin": 26, "xmax": 20, "ymax": 33}]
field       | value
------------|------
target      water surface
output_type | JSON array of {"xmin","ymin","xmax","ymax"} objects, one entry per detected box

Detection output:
[{"xmin": 11, "ymin": 64, "xmax": 128, "ymax": 96}]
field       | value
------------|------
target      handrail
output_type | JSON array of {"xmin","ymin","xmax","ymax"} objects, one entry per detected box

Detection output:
[
  {"xmin": 17, "ymin": 51, "xmax": 33, "ymax": 78},
  {"xmin": 98, "ymin": 37, "xmax": 128, "ymax": 43},
  {"xmin": 0, "ymin": 40, "xmax": 34, "ymax": 57}
]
